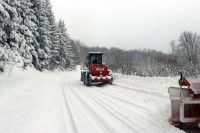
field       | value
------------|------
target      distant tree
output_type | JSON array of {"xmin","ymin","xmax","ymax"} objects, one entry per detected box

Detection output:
[
  {"xmin": 78, "ymin": 42, "xmax": 89, "ymax": 63},
  {"xmin": 179, "ymin": 32, "xmax": 200, "ymax": 66},
  {"xmin": 69, "ymin": 39, "xmax": 81, "ymax": 65},
  {"xmin": 170, "ymin": 31, "xmax": 200, "ymax": 76}
]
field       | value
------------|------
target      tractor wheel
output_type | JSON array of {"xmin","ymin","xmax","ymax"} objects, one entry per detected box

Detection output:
[
  {"xmin": 81, "ymin": 72, "xmax": 83, "ymax": 81},
  {"xmin": 83, "ymin": 74, "xmax": 86, "ymax": 85},
  {"xmin": 84, "ymin": 73, "xmax": 91, "ymax": 86},
  {"xmin": 108, "ymin": 80, "xmax": 113, "ymax": 85},
  {"xmin": 82, "ymin": 72, "xmax": 86, "ymax": 85}
]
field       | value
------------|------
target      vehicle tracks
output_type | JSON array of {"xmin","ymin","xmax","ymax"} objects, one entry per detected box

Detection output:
[
  {"xmin": 78, "ymin": 86, "xmax": 163, "ymax": 133},
  {"xmin": 70, "ymin": 86, "xmax": 118, "ymax": 133},
  {"xmin": 112, "ymin": 84, "xmax": 168, "ymax": 99},
  {"xmin": 94, "ymin": 88, "xmax": 149, "ymax": 111},
  {"xmin": 75, "ymin": 87, "xmax": 139, "ymax": 133},
  {"xmin": 60, "ymin": 83, "xmax": 79, "ymax": 133}
]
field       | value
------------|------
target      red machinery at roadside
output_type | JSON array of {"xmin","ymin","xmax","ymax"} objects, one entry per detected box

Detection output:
[
  {"xmin": 81, "ymin": 52, "xmax": 113, "ymax": 86},
  {"xmin": 168, "ymin": 73, "xmax": 200, "ymax": 126}
]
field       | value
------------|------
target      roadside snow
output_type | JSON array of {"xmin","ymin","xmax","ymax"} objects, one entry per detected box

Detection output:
[
  {"xmin": 0, "ymin": 68, "xmax": 67, "ymax": 133},
  {"xmin": 0, "ymin": 68, "xmax": 186, "ymax": 133}
]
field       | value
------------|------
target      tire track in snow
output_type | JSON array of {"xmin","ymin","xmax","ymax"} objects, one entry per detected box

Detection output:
[
  {"xmin": 64, "ymin": 72, "xmax": 185, "ymax": 133},
  {"xmin": 94, "ymin": 85, "xmax": 167, "ymax": 111},
  {"xmin": 62, "ymin": 80, "xmax": 114, "ymax": 133},
  {"xmin": 93, "ymin": 85, "xmax": 184, "ymax": 133},
  {"xmin": 77, "ymin": 87, "xmax": 151, "ymax": 133},
  {"xmin": 74, "ymin": 88, "xmax": 139, "ymax": 133},
  {"xmin": 94, "ymin": 88, "xmax": 148, "ymax": 111},
  {"xmin": 81, "ymin": 87, "xmax": 165, "ymax": 133},
  {"xmin": 60, "ymin": 82, "xmax": 79, "ymax": 133},
  {"xmin": 112, "ymin": 84, "xmax": 168, "ymax": 99},
  {"xmin": 69, "ymin": 86, "xmax": 118, "ymax": 133}
]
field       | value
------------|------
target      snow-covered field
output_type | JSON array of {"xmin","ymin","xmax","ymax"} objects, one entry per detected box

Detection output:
[{"xmin": 0, "ymin": 67, "xmax": 193, "ymax": 133}]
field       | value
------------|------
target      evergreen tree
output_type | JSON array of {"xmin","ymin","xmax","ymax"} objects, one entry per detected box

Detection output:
[
  {"xmin": 0, "ymin": 0, "xmax": 11, "ymax": 71},
  {"xmin": 65, "ymin": 39, "xmax": 78, "ymax": 68},
  {"xmin": 32, "ymin": 0, "xmax": 52, "ymax": 70},
  {"xmin": 0, "ymin": 0, "xmax": 22, "ymax": 72},
  {"xmin": 15, "ymin": 0, "xmax": 40, "ymax": 68},
  {"xmin": 57, "ymin": 19, "xmax": 71, "ymax": 69},
  {"xmin": 45, "ymin": 0, "xmax": 60, "ymax": 70},
  {"xmin": 69, "ymin": 40, "xmax": 81, "ymax": 65}
]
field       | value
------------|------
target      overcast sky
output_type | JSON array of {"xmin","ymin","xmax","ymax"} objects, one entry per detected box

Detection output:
[{"xmin": 50, "ymin": 0, "xmax": 200, "ymax": 53}]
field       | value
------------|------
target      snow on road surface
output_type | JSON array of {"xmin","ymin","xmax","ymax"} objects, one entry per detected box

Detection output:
[{"xmin": 0, "ymin": 67, "xmax": 189, "ymax": 133}]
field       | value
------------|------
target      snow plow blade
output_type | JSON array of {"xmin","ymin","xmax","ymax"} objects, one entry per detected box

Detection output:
[{"xmin": 168, "ymin": 75, "xmax": 200, "ymax": 126}]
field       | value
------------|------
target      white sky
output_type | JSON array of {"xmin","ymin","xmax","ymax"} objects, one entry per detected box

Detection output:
[{"xmin": 50, "ymin": 0, "xmax": 200, "ymax": 53}]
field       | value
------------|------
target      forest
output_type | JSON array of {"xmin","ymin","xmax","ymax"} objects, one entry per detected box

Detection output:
[
  {"xmin": 0, "ymin": 0, "xmax": 200, "ymax": 77},
  {"xmin": 0, "ymin": 0, "xmax": 80, "ymax": 72}
]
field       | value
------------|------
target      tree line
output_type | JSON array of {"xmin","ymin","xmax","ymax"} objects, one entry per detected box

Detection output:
[
  {"xmin": 79, "ymin": 31, "xmax": 200, "ymax": 77},
  {"xmin": 0, "ymin": 0, "xmax": 80, "ymax": 72},
  {"xmin": 79, "ymin": 45, "xmax": 177, "ymax": 76}
]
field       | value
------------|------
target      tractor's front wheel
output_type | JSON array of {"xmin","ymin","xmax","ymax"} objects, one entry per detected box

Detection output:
[
  {"xmin": 81, "ymin": 72, "xmax": 84, "ymax": 81},
  {"xmin": 83, "ymin": 74, "xmax": 86, "ymax": 85},
  {"xmin": 108, "ymin": 80, "xmax": 113, "ymax": 85},
  {"xmin": 84, "ymin": 73, "xmax": 91, "ymax": 86}
]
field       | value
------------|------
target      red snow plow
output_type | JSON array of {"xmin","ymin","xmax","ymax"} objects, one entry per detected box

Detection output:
[
  {"xmin": 81, "ymin": 52, "xmax": 113, "ymax": 86},
  {"xmin": 168, "ymin": 73, "xmax": 200, "ymax": 126}
]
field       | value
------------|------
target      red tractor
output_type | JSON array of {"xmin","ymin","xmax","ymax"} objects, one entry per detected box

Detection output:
[{"xmin": 81, "ymin": 52, "xmax": 113, "ymax": 86}]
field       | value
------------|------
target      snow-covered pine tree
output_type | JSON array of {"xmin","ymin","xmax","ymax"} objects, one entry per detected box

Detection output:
[
  {"xmin": 57, "ymin": 19, "xmax": 71, "ymax": 69},
  {"xmin": 45, "ymin": 0, "xmax": 60, "ymax": 70},
  {"xmin": 68, "ymin": 39, "xmax": 81, "ymax": 66},
  {"xmin": 14, "ymin": 0, "xmax": 41, "ymax": 69},
  {"xmin": 65, "ymin": 39, "xmax": 76, "ymax": 69},
  {"xmin": 32, "ymin": 0, "xmax": 52, "ymax": 70},
  {"xmin": 0, "ymin": 0, "xmax": 11, "ymax": 71},
  {"xmin": 0, "ymin": 0, "xmax": 23, "ymax": 72}
]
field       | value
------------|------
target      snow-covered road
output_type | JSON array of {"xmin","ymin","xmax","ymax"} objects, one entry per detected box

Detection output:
[{"xmin": 0, "ymin": 68, "xmax": 199, "ymax": 133}]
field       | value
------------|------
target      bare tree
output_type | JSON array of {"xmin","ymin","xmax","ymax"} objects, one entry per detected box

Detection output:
[{"xmin": 170, "ymin": 31, "xmax": 200, "ymax": 76}]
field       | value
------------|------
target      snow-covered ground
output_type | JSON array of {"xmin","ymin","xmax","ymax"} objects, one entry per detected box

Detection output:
[{"xmin": 0, "ymin": 67, "xmax": 192, "ymax": 133}]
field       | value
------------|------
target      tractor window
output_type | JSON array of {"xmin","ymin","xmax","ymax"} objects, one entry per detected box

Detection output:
[{"xmin": 90, "ymin": 54, "xmax": 102, "ymax": 64}]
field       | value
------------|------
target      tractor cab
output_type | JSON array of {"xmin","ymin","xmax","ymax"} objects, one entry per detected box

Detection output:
[{"xmin": 85, "ymin": 52, "xmax": 103, "ymax": 65}]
